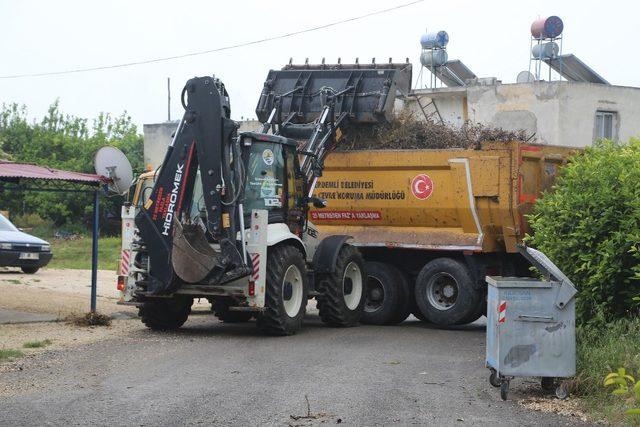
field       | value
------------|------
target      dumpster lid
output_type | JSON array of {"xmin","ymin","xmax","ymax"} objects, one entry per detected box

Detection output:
[{"xmin": 517, "ymin": 244, "xmax": 577, "ymax": 309}]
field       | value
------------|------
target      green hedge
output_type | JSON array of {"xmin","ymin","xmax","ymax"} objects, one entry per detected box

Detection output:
[{"xmin": 528, "ymin": 139, "xmax": 640, "ymax": 323}]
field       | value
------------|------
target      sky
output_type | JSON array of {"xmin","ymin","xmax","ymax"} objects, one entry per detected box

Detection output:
[{"xmin": 0, "ymin": 0, "xmax": 637, "ymax": 131}]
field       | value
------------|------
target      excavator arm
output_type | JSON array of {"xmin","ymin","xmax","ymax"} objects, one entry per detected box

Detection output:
[{"xmin": 135, "ymin": 77, "xmax": 244, "ymax": 295}]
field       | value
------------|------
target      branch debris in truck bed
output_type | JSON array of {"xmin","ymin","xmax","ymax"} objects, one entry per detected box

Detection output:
[{"xmin": 337, "ymin": 110, "xmax": 529, "ymax": 151}]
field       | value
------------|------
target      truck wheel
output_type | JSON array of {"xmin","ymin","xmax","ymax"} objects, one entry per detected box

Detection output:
[
  {"xmin": 257, "ymin": 245, "xmax": 308, "ymax": 336},
  {"xmin": 211, "ymin": 299, "xmax": 253, "ymax": 323},
  {"xmin": 139, "ymin": 296, "xmax": 192, "ymax": 331},
  {"xmin": 21, "ymin": 266, "xmax": 39, "ymax": 274},
  {"xmin": 414, "ymin": 258, "xmax": 481, "ymax": 327},
  {"xmin": 456, "ymin": 297, "xmax": 485, "ymax": 325},
  {"xmin": 408, "ymin": 278, "xmax": 428, "ymax": 322},
  {"xmin": 361, "ymin": 262, "xmax": 411, "ymax": 325},
  {"xmin": 316, "ymin": 245, "xmax": 365, "ymax": 327}
]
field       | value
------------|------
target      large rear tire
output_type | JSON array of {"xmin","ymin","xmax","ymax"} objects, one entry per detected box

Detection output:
[
  {"xmin": 211, "ymin": 299, "xmax": 253, "ymax": 323},
  {"xmin": 361, "ymin": 262, "xmax": 411, "ymax": 325},
  {"xmin": 414, "ymin": 258, "xmax": 482, "ymax": 327},
  {"xmin": 316, "ymin": 244, "xmax": 365, "ymax": 327},
  {"xmin": 256, "ymin": 245, "xmax": 308, "ymax": 336},
  {"xmin": 139, "ymin": 296, "xmax": 192, "ymax": 331}
]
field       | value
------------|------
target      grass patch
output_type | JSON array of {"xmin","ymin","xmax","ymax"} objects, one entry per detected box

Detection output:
[
  {"xmin": 3, "ymin": 279, "xmax": 22, "ymax": 284},
  {"xmin": 66, "ymin": 312, "xmax": 112, "ymax": 327},
  {"xmin": 575, "ymin": 317, "xmax": 640, "ymax": 423},
  {"xmin": 22, "ymin": 339, "xmax": 52, "ymax": 349},
  {"xmin": 46, "ymin": 236, "xmax": 120, "ymax": 270},
  {"xmin": 0, "ymin": 348, "xmax": 24, "ymax": 362}
]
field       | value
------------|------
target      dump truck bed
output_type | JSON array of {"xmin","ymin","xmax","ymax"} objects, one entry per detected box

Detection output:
[{"xmin": 311, "ymin": 141, "xmax": 576, "ymax": 253}]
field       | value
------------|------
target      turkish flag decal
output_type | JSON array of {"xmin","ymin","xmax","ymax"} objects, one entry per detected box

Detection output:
[{"xmin": 411, "ymin": 174, "xmax": 434, "ymax": 200}]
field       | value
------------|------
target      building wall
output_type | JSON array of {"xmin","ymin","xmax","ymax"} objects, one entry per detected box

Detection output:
[
  {"xmin": 142, "ymin": 121, "xmax": 179, "ymax": 170},
  {"xmin": 406, "ymin": 81, "xmax": 640, "ymax": 148},
  {"xmin": 142, "ymin": 120, "xmax": 263, "ymax": 170}
]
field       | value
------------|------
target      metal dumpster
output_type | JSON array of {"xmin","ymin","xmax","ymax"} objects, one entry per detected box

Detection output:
[{"xmin": 485, "ymin": 245, "xmax": 577, "ymax": 400}]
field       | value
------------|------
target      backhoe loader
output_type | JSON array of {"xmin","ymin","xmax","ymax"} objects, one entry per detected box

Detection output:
[{"xmin": 126, "ymin": 61, "xmax": 411, "ymax": 335}]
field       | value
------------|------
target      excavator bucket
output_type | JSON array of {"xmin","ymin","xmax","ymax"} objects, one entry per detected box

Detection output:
[
  {"xmin": 256, "ymin": 61, "xmax": 412, "ymax": 125},
  {"xmin": 171, "ymin": 220, "xmax": 219, "ymax": 284}
]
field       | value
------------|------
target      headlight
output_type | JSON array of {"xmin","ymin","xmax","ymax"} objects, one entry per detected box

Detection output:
[
  {"xmin": 0, "ymin": 243, "xmax": 12, "ymax": 250},
  {"xmin": 41, "ymin": 245, "xmax": 51, "ymax": 252}
]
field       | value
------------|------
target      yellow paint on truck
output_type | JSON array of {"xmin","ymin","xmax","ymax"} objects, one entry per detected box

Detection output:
[{"xmin": 311, "ymin": 141, "xmax": 576, "ymax": 254}]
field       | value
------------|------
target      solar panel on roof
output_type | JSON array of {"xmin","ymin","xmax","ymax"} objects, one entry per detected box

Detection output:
[
  {"xmin": 543, "ymin": 54, "xmax": 609, "ymax": 85},
  {"xmin": 431, "ymin": 60, "xmax": 477, "ymax": 87}
]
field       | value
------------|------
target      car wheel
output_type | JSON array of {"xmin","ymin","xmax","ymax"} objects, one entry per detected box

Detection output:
[{"xmin": 21, "ymin": 266, "xmax": 40, "ymax": 274}]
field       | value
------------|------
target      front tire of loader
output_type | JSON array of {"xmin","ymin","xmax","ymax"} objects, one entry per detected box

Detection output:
[
  {"xmin": 139, "ymin": 296, "xmax": 192, "ymax": 331},
  {"xmin": 414, "ymin": 258, "xmax": 482, "ymax": 327},
  {"xmin": 256, "ymin": 245, "xmax": 308, "ymax": 336},
  {"xmin": 316, "ymin": 244, "xmax": 365, "ymax": 327}
]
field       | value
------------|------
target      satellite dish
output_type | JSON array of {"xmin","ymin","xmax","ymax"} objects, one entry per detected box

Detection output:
[
  {"xmin": 94, "ymin": 146, "xmax": 133, "ymax": 195},
  {"xmin": 517, "ymin": 70, "xmax": 535, "ymax": 83}
]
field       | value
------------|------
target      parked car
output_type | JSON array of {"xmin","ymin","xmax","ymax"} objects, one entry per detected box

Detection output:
[{"xmin": 0, "ymin": 213, "xmax": 52, "ymax": 274}]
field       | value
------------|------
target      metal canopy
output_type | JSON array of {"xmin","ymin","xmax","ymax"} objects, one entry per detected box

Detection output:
[
  {"xmin": 433, "ymin": 60, "xmax": 477, "ymax": 87},
  {"xmin": 0, "ymin": 162, "xmax": 107, "ymax": 185},
  {"xmin": 0, "ymin": 162, "xmax": 109, "ymax": 313},
  {"xmin": 543, "ymin": 54, "xmax": 609, "ymax": 85}
]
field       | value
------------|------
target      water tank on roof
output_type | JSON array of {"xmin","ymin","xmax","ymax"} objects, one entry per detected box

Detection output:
[
  {"xmin": 420, "ymin": 31, "xmax": 449, "ymax": 49},
  {"xmin": 531, "ymin": 16, "xmax": 564, "ymax": 38},
  {"xmin": 420, "ymin": 49, "xmax": 448, "ymax": 67},
  {"xmin": 532, "ymin": 41, "xmax": 559, "ymax": 59}
]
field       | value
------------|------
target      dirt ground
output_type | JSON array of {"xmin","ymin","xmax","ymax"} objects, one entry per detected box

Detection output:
[
  {"xmin": 0, "ymin": 267, "xmax": 208, "ymax": 359},
  {"xmin": 0, "ymin": 267, "xmax": 130, "ymax": 317},
  {"xmin": 0, "ymin": 267, "xmax": 592, "ymax": 424}
]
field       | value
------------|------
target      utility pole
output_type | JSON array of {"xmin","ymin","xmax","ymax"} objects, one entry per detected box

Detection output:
[{"xmin": 167, "ymin": 77, "xmax": 171, "ymax": 121}]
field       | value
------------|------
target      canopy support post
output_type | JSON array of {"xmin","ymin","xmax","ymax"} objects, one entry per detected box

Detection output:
[{"xmin": 90, "ymin": 189, "xmax": 99, "ymax": 312}]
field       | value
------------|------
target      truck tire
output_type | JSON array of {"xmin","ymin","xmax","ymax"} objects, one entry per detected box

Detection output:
[
  {"xmin": 139, "ymin": 296, "xmax": 192, "ymax": 331},
  {"xmin": 257, "ymin": 245, "xmax": 308, "ymax": 336},
  {"xmin": 408, "ymin": 278, "xmax": 428, "ymax": 322},
  {"xmin": 414, "ymin": 258, "xmax": 482, "ymax": 327},
  {"xmin": 21, "ymin": 266, "xmax": 39, "ymax": 274},
  {"xmin": 211, "ymin": 299, "xmax": 253, "ymax": 323},
  {"xmin": 456, "ymin": 299, "xmax": 484, "ymax": 325},
  {"xmin": 361, "ymin": 262, "xmax": 411, "ymax": 325},
  {"xmin": 316, "ymin": 244, "xmax": 365, "ymax": 327}
]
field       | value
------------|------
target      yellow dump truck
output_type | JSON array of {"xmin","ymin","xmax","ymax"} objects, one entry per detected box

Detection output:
[{"xmin": 311, "ymin": 141, "xmax": 576, "ymax": 326}]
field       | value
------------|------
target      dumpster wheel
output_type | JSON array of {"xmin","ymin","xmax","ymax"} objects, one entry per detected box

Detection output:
[
  {"xmin": 500, "ymin": 380, "xmax": 509, "ymax": 401},
  {"xmin": 555, "ymin": 382, "xmax": 569, "ymax": 400},
  {"xmin": 489, "ymin": 368, "xmax": 501, "ymax": 388}
]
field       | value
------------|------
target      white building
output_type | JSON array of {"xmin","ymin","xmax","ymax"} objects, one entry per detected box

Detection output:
[{"xmin": 402, "ymin": 78, "xmax": 640, "ymax": 148}]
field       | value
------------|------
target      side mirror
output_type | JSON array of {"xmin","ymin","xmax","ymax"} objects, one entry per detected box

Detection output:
[{"xmin": 306, "ymin": 196, "xmax": 327, "ymax": 209}]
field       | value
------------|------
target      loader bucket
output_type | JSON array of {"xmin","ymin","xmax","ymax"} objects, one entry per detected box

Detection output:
[
  {"xmin": 256, "ymin": 61, "xmax": 412, "ymax": 125},
  {"xmin": 171, "ymin": 219, "xmax": 222, "ymax": 284}
]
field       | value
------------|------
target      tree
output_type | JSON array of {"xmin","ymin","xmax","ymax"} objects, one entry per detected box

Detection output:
[
  {"xmin": 0, "ymin": 101, "xmax": 144, "ymax": 234},
  {"xmin": 528, "ymin": 139, "xmax": 640, "ymax": 322}
]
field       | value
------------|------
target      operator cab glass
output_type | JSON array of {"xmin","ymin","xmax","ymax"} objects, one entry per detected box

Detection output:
[
  {"xmin": 241, "ymin": 133, "xmax": 305, "ymax": 229},
  {"xmin": 245, "ymin": 142, "xmax": 286, "ymax": 212}
]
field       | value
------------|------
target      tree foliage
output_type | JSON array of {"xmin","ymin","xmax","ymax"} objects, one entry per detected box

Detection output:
[
  {"xmin": 0, "ymin": 101, "xmax": 143, "ymax": 233},
  {"xmin": 528, "ymin": 139, "xmax": 640, "ymax": 322}
]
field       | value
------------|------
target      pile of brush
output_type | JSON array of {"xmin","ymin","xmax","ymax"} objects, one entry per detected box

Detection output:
[{"xmin": 338, "ymin": 110, "xmax": 529, "ymax": 151}]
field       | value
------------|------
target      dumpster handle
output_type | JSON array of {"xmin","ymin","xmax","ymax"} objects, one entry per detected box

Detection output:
[{"xmin": 517, "ymin": 315, "xmax": 555, "ymax": 323}]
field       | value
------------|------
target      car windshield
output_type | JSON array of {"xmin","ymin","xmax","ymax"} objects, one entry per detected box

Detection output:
[{"xmin": 0, "ymin": 214, "xmax": 18, "ymax": 232}]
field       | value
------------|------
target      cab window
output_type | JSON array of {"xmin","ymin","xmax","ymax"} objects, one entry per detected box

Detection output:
[{"xmin": 244, "ymin": 142, "xmax": 285, "ymax": 212}]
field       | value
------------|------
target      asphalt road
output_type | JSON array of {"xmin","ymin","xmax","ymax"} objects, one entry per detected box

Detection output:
[{"xmin": 0, "ymin": 311, "xmax": 587, "ymax": 426}]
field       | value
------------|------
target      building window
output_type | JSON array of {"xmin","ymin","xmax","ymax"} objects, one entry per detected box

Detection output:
[{"xmin": 595, "ymin": 111, "xmax": 617, "ymax": 141}]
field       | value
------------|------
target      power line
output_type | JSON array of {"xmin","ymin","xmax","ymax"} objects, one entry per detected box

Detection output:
[{"xmin": 0, "ymin": 0, "xmax": 424, "ymax": 80}]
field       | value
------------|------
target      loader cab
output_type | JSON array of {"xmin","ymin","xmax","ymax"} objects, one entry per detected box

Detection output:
[{"xmin": 240, "ymin": 132, "xmax": 306, "ymax": 233}]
